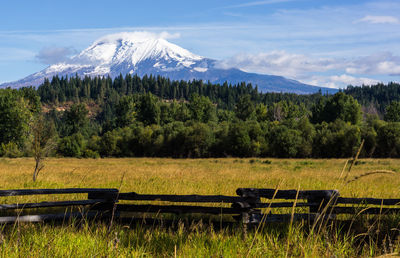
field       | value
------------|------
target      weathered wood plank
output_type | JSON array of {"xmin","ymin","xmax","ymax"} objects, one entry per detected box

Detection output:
[
  {"xmin": 236, "ymin": 188, "xmax": 339, "ymax": 199},
  {"xmin": 0, "ymin": 188, "xmax": 118, "ymax": 197},
  {"xmin": 117, "ymin": 192, "xmax": 247, "ymax": 203},
  {"xmin": 87, "ymin": 191, "xmax": 119, "ymax": 200},
  {"xmin": 115, "ymin": 204, "xmax": 248, "ymax": 214},
  {"xmin": 336, "ymin": 197, "xmax": 400, "ymax": 206},
  {"xmin": 0, "ymin": 199, "xmax": 109, "ymax": 210}
]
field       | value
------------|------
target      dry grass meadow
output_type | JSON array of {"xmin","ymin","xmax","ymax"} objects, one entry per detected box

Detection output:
[
  {"xmin": 1, "ymin": 157, "xmax": 399, "ymax": 196},
  {"xmin": 1, "ymin": 157, "xmax": 400, "ymax": 257}
]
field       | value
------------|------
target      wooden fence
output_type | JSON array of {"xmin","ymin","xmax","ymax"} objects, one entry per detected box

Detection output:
[{"xmin": 1, "ymin": 188, "xmax": 400, "ymax": 224}]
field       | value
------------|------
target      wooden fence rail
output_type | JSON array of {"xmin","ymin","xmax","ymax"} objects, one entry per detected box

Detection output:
[
  {"xmin": 0, "ymin": 188, "xmax": 119, "ymax": 197},
  {"xmin": 1, "ymin": 188, "xmax": 400, "ymax": 225}
]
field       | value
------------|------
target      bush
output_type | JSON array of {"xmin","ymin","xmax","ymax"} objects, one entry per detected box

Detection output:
[
  {"xmin": 0, "ymin": 142, "xmax": 23, "ymax": 158},
  {"xmin": 313, "ymin": 120, "xmax": 361, "ymax": 158},
  {"xmin": 82, "ymin": 149, "xmax": 100, "ymax": 159},
  {"xmin": 99, "ymin": 131, "xmax": 119, "ymax": 157},
  {"xmin": 227, "ymin": 122, "xmax": 252, "ymax": 157},
  {"xmin": 268, "ymin": 124, "xmax": 303, "ymax": 158},
  {"xmin": 183, "ymin": 122, "xmax": 214, "ymax": 158},
  {"xmin": 376, "ymin": 122, "xmax": 400, "ymax": 157},
  {"xmin": 57, "ymin": 133, "xmax": 86, "ymax": 157}
]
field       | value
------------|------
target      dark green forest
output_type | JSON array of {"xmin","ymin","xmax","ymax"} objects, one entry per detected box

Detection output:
[{"xmin": 2, "ymin": 74, "xmax": 400, "ymax": 158}]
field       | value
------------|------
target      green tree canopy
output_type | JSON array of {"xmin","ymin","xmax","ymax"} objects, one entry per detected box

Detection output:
[
  {"xmin": 115, "ymin": 95, "xmax": 136, "ymax": 127},
  {"xmin": 384, "ymin": 101, "xmax": 400, "ymax": 122},
  {"xmin": 235, "ymin": 94, "xmax": 255, "ymax": 120},
  {"xmin": 188, "ymin": 94, "xmax": 216, "ymax": 123},
  {"xmin": 0, "ymin": 89, "xmax": 32, "ymax": 147},
  {"xmin": 138, "ymin": 93, "xmax": 160, "ymax": 126},
  {"xmin": 312, "ymin": 92, "xmax": 361, "ymax": 124},
  {"xmin": 63, "ymin": 103, "xmax": 89, "ymax": 136}
]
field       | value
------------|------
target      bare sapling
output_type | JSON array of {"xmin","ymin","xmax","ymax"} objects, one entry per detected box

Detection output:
[{"xmin": 30, "ymin": 114, "xmax": 56, "ymax": 182}]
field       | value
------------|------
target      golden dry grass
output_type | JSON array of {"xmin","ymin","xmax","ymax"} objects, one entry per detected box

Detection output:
[{"xmin": 0, "ymin": 157, "xmax": 398, "ymax": 198}]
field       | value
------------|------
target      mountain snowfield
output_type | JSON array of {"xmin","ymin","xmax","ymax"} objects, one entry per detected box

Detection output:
[{"xmin": 1, "ymin": 32, "xmax": 337, "ymax": 94}]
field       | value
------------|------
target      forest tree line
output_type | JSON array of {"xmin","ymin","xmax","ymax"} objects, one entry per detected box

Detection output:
[{"xmin": 1, "ymin": 74, "xmax": 400, "ymax": 158}]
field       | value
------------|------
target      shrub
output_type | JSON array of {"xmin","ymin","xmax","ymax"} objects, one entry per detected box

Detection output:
[
  {"xmin": 0, "ymin": 142, "xmax": 23, "ymax": 158},
  {"xmin": 57, "ymin": 133, "xmax": 86, "ymax": 157}
]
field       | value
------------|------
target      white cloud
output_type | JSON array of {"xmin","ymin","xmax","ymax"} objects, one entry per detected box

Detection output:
[
  {"xmin": 377, "ymin": 61, "xmax": 400, "ymax": 75},
  {"xmin": 216, "ymin": 50, "xmax": 399, "ymax": 88},
  {"xmin": 94, "ymin": 31, "xmax": 181, "ymax": 44},
  {"xmin": 356, "ymin": 15, "xmax": 399, "ymax": 24},
  {"xmin": 345, "ymin": 52, "xmax": 400, "ymax": 75},
  {"xmin": 35, "ymin": 46, "xmax": 77, "ymax": 64},
  {"xmin": 329, "ymin": 74, "xmax": 380, "ymax": 87},
  {"xmin": 218, "ymin": 50, "xmax": 400, "ymax": 76},
  {"xmin": 159, "ymin": 31, "xmax": 181, "ymax": 40},
  {"xmin": 216, "ymin": 50, "xmax": 341, "ymax": 78},
  {"xmin": 306, "ymin": 75, "xmax": 380, "ymax": 89}
]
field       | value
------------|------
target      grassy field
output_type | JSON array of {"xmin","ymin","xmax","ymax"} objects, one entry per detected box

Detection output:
[{"xmin": 1, "ymin": 157, "xmax": 400, "ymax": 257}]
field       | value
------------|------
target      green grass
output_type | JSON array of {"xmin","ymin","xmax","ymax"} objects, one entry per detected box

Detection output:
[
  {"xmin": 1, "ymin": 157, "xmax": 400, "ymax": 257},
  {"xmin": 1, "ymin": 221, "xmax": 367, "ymax": 257}
]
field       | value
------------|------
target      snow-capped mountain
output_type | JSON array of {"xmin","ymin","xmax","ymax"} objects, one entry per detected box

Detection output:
[{"xmin": 1, "ymin": 32, "xmax": 337, "ymax": 94}]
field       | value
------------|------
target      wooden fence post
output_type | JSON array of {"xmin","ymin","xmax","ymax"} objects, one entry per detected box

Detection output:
[
  {"xmin": 87, "ymin": 190, "xmax": 119, "ymax": 219},
  {"xmin": 307, "ymin": 190, "xmax": 339, "ymax": 219},
  {"xmin": 234, "ymin": 188, "xmax": 261, "ymax": 224}
]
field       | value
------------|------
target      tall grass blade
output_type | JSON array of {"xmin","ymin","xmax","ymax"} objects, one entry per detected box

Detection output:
[{"xmin": 344, "ymin": 139, "xmax": 365, "ymax": 181}]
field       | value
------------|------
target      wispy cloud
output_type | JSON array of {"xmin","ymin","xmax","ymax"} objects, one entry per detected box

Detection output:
[
  {"xmin": 224, "ymin": 0, "xmax": 295, "ymax": 9},
  {"xmin": 345, "ymin": 52, "xmax": 400, "ymax": 75},
  {"xmin": 93, "ymin": 31, "xmax": 181, "ymax": 44},
  {"xmin": 222, "ymin": 12, "xmax": 246, "ymax": 18},
  {"xmin": 217, "ymin": 50, "xmax": 400, "ymax": 88},
  {"xmin": 329, "ymin": 74, "xmax": 380, "ymax": 86},
  {"xmin": 0, "ymin": 48, "xmax": 36, "ymax": 61},
  {"xmin": 306, "ymin": 74, "xmax": 381, "ymax": 88},
  {"xmin": 216, "ymin": 50, "xmax": 340, "ymax": 78},
  {"xmin": 356, "ymin": 15, "xmax": 399, "ymax": 24},
  {"xmin": 159, "ymin": 31, "xmax": 181, "ymax": 39}
]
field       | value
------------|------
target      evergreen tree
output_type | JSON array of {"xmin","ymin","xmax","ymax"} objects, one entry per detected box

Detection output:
[
  {"xmin": 235, "ymin": 94, "xmax": 255, "ymax": 120},
  {"xmin": 115, "ymin": 96, "xmax": 136, "ymax": 127},
  {"xmin": 138, "ymin": 93, "xmax": 160, "ymax": 125},
  {"xmin": 63, "ymin": 103, "xmax": 89, "ymax": 136},
  {"xmin": 384, "ymin": 101, "xmax": 400, "ymax": 122}
]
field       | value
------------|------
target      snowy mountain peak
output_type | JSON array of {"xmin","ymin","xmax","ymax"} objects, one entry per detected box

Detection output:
[
  {"xmin": 72, "ymin": 32, "xmax": 203, "ymax": 67},
  {"xmin": 9, "ymin": 32, "xmax": 210, "ymax": 86},
  {"xmin": 1, "ymin": 32, "xmax": 335, "ymax": 94}
]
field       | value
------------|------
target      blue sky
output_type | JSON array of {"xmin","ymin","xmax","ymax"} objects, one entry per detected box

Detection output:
[{"xmin": 1, "ymin": 0, "xmax": 400, "ymax": 88}]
